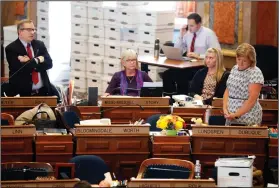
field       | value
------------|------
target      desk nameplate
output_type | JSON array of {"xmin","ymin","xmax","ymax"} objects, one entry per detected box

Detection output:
[
  {"xmin": 1, "ymin": 125, "xmax": 36, "ymax": 136},
  {"xmin": 101, "ymin": 97, "xmax": 169, "ymax": 106},
  {"xmin": 192, "ymin": 126, "xmax": 268, "ymax": 137},
  {"xmin": 1, "ymin": 179, "xmax": 80, "ymax": 188},
  {"xmin": 128, "ymin": 179, "xmax": 216, "ymax": 187},
  {"xmin": 1, "ymin": 97, "xmax": 57, "ymax": 107},
  {"xmin": 75, "ymin": 125, "xmax": 150, "ymax": 135}
]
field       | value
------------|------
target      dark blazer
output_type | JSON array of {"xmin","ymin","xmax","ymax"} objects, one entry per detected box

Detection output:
[
  {"xmin": 189, "ymin": 67, "xmax": 230, "ymax": 105},
  {"xmin": 5, "ymin": 38, "xmax": 53, "ymax": 96}
]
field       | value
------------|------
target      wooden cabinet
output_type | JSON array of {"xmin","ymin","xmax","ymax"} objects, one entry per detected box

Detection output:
[
  {"xmin": 35, "ymin": 134, "xmax": 73, "ymax": 164},
  {"xmin": 152, "ymin": 135, "xmax": 191, "ymax": 160},
  {"xmin": 1, "ymin": 135, "xmax": 34, "ymax": 162},
  {"xmin": 172, "ymin": 107, "xmax": 207, "ymax": 123},
  {"xmin": 103, "ymin": 107, "xmax": 170, "ymax": 124},
  {"xmin": 269, "ymin": 138, "xmax": 278, "ymax": 159},
  {"xmin": 77, "ymin": 106, "xmax": 101, "ymax": 120},
  {"xmin": 76, "ymin": 135, "xmax": 150, "ymax": 179}
]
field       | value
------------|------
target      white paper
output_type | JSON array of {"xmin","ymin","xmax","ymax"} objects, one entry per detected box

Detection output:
[{"xmin": 143, "ymin": 82, "xmax": 163, "ymax": 87}]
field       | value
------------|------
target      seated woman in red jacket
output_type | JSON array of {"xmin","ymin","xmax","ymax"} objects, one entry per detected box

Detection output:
[
  {"xmin": 189, "ymin": 48, "xmax": 230, "ymax": 105},
  {"xmin": 104, "ymin": 49, "xmax": 152, "ymax": 96}
]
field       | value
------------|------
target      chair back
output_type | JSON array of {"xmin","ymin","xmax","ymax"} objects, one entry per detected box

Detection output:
[
  {"xmin": 1, "ymin": 113, "xmax": 15, "ymax": 125},
  {"xmin": 145, "ymin": 114, "xmax": 166, "ymax": 131},
  {"xmin": 69, "ymin": 155, "xmax": 109, "ymax": 184},
  {"xmin": 1, "ymin": 162, "xmax": 54, "ymax": 181},
  {"xmin": 204, "ymin": 109, "xmax": 226, "ymax": 125},
  {"xmin": 137, "ymin": 158, "xmax": 194, "ymax": 179},
  {"xmin": 55, "ymin": 106, "xmax": 81, "ymax": 129}
]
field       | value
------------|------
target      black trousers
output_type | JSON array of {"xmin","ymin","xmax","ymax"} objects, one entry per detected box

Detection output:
[{"xmin": 162, "ymin": 67, "xmax": 202, "ymax": 95}]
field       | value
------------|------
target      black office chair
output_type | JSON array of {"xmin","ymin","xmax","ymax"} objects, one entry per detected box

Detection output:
[{"xmin": 69, "ymin": 155, "xmax": 109, "ymax": 184}]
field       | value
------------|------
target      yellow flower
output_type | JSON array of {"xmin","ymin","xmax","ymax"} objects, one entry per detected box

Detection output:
[
  {"xmin": 175, "ymin": 121, "xmax": 183, "ymax": 130},
  {"xmin": 157, "ymin": 120, "xmax": 168, "ymax": 130},
  {"xmin": 177, "ymin": 116, "xmax": 185, "ymax": 122}
]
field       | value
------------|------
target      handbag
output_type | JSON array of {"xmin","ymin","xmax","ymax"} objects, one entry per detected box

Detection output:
[{"xmin": 31, "ymin": 111, "xmax": 57, "ymax": 130}]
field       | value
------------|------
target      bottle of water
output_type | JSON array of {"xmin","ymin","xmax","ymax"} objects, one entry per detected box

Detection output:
[
  {"xmin": 154, "ymin": 38, "xmax": 160, "ymax": 59},
  {"xmin": 194, "ymin": 160, "xmax": 201, "ymax": 179}
]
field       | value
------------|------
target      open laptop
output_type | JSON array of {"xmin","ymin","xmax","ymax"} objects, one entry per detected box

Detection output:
[{"xmin": 161, "ymin": 46, "xmax": 192, "ymax": 61}]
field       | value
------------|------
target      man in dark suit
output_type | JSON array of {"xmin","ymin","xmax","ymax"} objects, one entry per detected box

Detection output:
[{"xmin": 5, "ymin": 19, "xmax": 59, "ymax": 99}]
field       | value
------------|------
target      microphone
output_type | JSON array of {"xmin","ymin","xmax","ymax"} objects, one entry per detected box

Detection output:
[
  {"xmin": 89, "ymin": 103, "xmax": 144, "ymax": 119},
  {"xmin": 1, "ymin": 48, "xmax": 40, "ymax": 86}
]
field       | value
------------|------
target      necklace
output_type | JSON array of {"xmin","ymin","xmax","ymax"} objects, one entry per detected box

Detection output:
[{"xmin": 127, "ymin": 76, "xmax": 135, "ymax": 83}]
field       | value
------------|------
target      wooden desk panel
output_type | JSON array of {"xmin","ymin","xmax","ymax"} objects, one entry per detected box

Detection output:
[
  {"xmin": 1, "ymin": 136, "xmax": 34, "ymax": 162},
  {"xmin": 152, "ymin": 136, "xmax": 191, "ymax": 160},
  {"xmin": 269, "ymin": 138, "xmax": 278, "ymax": 159},
  {"xmin": 76, "ymin": 135, "xmax": 150, "ymax": 180},
  {"xmin": 138, "ymin": 55, "xmax": 204, "ymax": 69},
  {"xmin": 35, "ymin": 134, "xmax": 73, "ymax": 164},
  {"xmin": 102, "ymin": 107, "xmax": 170, "ymax": 124},
  {"xmin": 172, "ymin": 107, "xmax": 207, "ymax": 123},
  {"xmin": 1, "ymin": 179, "xmax": 80, "ymax": 188},
  {"xmin": 77, "ymin": 106, "xmax": 101, "ymax": 120}
]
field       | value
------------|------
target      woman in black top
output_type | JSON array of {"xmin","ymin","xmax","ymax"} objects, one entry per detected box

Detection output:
[{"xmin": 189, "ymin": 48, "xmax": 229, "ymax": 105}]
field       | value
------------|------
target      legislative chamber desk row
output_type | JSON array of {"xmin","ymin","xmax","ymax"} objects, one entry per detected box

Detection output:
[{"xmin": 1, "ymin": 124, "xmax": 277, "ymax": 180}]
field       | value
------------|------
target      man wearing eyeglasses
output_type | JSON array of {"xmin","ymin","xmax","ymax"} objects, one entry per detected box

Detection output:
[{"xmin": 5, "ymin": 19, "xmax": 56, "ymax": 98}]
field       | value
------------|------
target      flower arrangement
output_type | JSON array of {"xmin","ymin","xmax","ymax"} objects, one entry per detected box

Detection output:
[{"xmin": 156, "ymin": 115, "xmax": 185, "ymax": 130}]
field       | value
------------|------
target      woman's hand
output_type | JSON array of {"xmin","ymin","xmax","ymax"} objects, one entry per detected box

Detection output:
[
  {"xmin": 103, "ymin": 93, "xmax": 110, "ymax": 97},
  {"xmin": 99, "ymin": 180, "xmax": 111, "ymax": 187},
  {"xmin": 225, "ymin": 113, "xmax": 237, "ymax": 120}
]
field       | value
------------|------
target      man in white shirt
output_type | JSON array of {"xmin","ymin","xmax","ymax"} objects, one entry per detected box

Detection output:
[{"xmin": 163, "ymin": 13, "xmax": 221, "ymax": 95}]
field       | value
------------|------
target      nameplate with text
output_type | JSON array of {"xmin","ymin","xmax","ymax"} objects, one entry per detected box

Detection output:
[
  {"xmin": 101, "ymin": 97, "xmax": 169, "ymax": 106},
  {"xmin": 1, "ymin": 125, "xmax": 36, "ymax": 136},
  {"xmin": 192, "ymin": 126, "xmax": 230, "ymax": 136},
  {"xmin": 1, "ymin": 179, "xmax": 80, "ymax": 188},
  {"xmin": 128, "ymin": 179, "xmax": 216, "ymax": 187},
  {"xmin": 230, "ymin": 127, "xmax": 268, "ymax": 137},
  {"xmin": 1, "ymin": 97, "xmax": 57, "ymax": 107},
  {"xmin": 75, "ymin": 125, "xmax": 150, "ymax": 135}
]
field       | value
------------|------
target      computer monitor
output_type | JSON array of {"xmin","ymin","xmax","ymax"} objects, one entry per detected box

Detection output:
[{"xmin": 140, "ymin": 82, "xmax": 163, "ymax": 97}]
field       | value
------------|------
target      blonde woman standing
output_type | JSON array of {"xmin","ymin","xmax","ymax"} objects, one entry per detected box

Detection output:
[
  {"xmin": 189, "ymin": 48, "xmax": 230, "ymax": 105},
  {"xmin": 223, "ymin": 43, "xmax": 264, "ymax": 126},
  {"xmin": 104, "ymin": 49, "xmax": 152, "ymax": 96}
]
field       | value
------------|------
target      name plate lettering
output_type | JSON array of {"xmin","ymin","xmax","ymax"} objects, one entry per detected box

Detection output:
[
  {"xmin": 1, "ymin": 179, "xmax": 79, "ymax": 188},
  {"xmin": 230, "ymin": 128, "xmax": 268, "ymax": 137},
  {"xmin": 192, "ymin": 126, "xmax": 268, "ymax": 137},
  {"xmin": 1, "ymin": 126, "xmax": 36, "ymax": 136},
  {"xmin": 75, "ymin": 125, "xmax": 149, "ymax": 135},
  {"xmin": 192, "ymin": 127, "xmax": 229, "ymax": 136},
  {"xmin": 101, "ymin": 97, "xmax": 169, "ymax": 106},
  {"xmin": 128, "ymin": 180, "xmax": 216, "ymax": 187},
  {"xmin": 1, "ymin": 97, "xmax": 57, "ymax": 107}
]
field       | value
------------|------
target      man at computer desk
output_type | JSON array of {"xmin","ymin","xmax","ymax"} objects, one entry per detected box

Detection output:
[
  {"xmin": 163, "ymin": 13, "xmax": 221, "ymax": 95},
  {"xmin": 104, "ymin": 49, "xmax": 153, "ymax": 96},
  {"xmin": 5, "ymin": 19, "xmax": 59, "ymax": 100}
]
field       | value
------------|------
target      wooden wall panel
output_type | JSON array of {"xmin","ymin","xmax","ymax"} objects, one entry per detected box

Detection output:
[
  {"xmin": 213, "ymin": 2, "xmax": 236, "ymax": 44},
  {"xmin": 256, "ymin": 1, "xmax": 278, "ymax": 47}
]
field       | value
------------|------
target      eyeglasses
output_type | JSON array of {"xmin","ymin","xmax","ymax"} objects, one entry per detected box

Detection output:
[
  {"xmin": 126, "ymin": 59, "xmax": 137, "ymax": 63},
  {"xmin": 20, "ymin": 28, "xmax": 37, "ymax": 32}
]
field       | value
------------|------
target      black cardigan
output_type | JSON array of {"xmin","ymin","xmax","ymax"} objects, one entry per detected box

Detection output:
[{"xmin": 189, "ymin": 67, "xmax": 230, "ymax": 105}]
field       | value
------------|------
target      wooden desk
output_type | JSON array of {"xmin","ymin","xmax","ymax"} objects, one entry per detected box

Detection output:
[
  {"xmin": 191, "ymin": 126, "xmax": 268, "ymax": 178},
  {"xmin": 128, "ymin": 179, "xmax": 216, "ymax": 187},
  {"xmin": 1, "ymin": 179, "xmax": 80, "ymax": 188},
  {"xmin": 269, "ymin": 138, "xmax": 278, "ymax": 159},
  {"xmin": 75, "ymin": 125, "xmax": 150, "ymax": 180},
  {"xmin": 172, "ymin": 107, "xmax": 209, "ymax": 124},
  {"xmin": 101, "ymin": 97, "xmax": 170, "ymax": 124},
  {"xmin": 138, "ymin": 55, "xmax": 204, "ymax": 70},
  {"xmin": 152, "ymin": 135, "xmax": 191, "ymax": 160},
  {"xmin": 35, "ymin": 133, "xmax": 74, "ymax": 164},
  {"xmin": 1, "ymin": 125, "xmax": 36, "ymax": 162},
  {"xmin": 1, "ymin": 96, "xmax": 57, "ymax": 118},
  {"xmin": 77, "ymin": 106, "xmax": 101, "ymax": 120},
  {"xmin": 212, "ymin": 98, "xmax": 278, "ymax": 127}
]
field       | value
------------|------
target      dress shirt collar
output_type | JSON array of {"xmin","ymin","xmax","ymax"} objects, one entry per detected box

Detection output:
[{"xmin": 19, "ymin": 38, "xmax": 31, "ymax": 48}]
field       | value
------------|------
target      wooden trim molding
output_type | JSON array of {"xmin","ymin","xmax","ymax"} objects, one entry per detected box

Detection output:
[{"xmin": 238, "ymin": 1, "xmax": 243, "ymax": 44}]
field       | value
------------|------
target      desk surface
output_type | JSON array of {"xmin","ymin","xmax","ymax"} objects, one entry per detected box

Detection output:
[{"xmin": 138, "ymin": 55, "xmax": 204, "ymax": 69}]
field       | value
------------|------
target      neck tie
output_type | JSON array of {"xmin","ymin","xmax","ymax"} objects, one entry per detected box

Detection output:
[
  {"xmin": 190, "ymin": 33, "xmax": 196, "ymax": 52},
  {"xmin": 26, "ymin": 43, "xmax": 39, "ymax": 84}
]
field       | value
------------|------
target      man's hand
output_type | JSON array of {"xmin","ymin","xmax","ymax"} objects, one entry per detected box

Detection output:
[
  {"xmin": 187, "ymin": 52, "xmax": 200, "ymax": 59},
  {"xmin": 99, "ymin": 180, "xmax": 111, "ymax": 187},
  {"xmin": 18, "ymin": 55, "xmax": 30, "ymax": 63},
  {"xmin": 37, "ymin": 56, "xmax": 44, "ymax": 63},
  {"xmin": 180, "ymin": 24, "xmax": 188, "ymax": 38}
]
